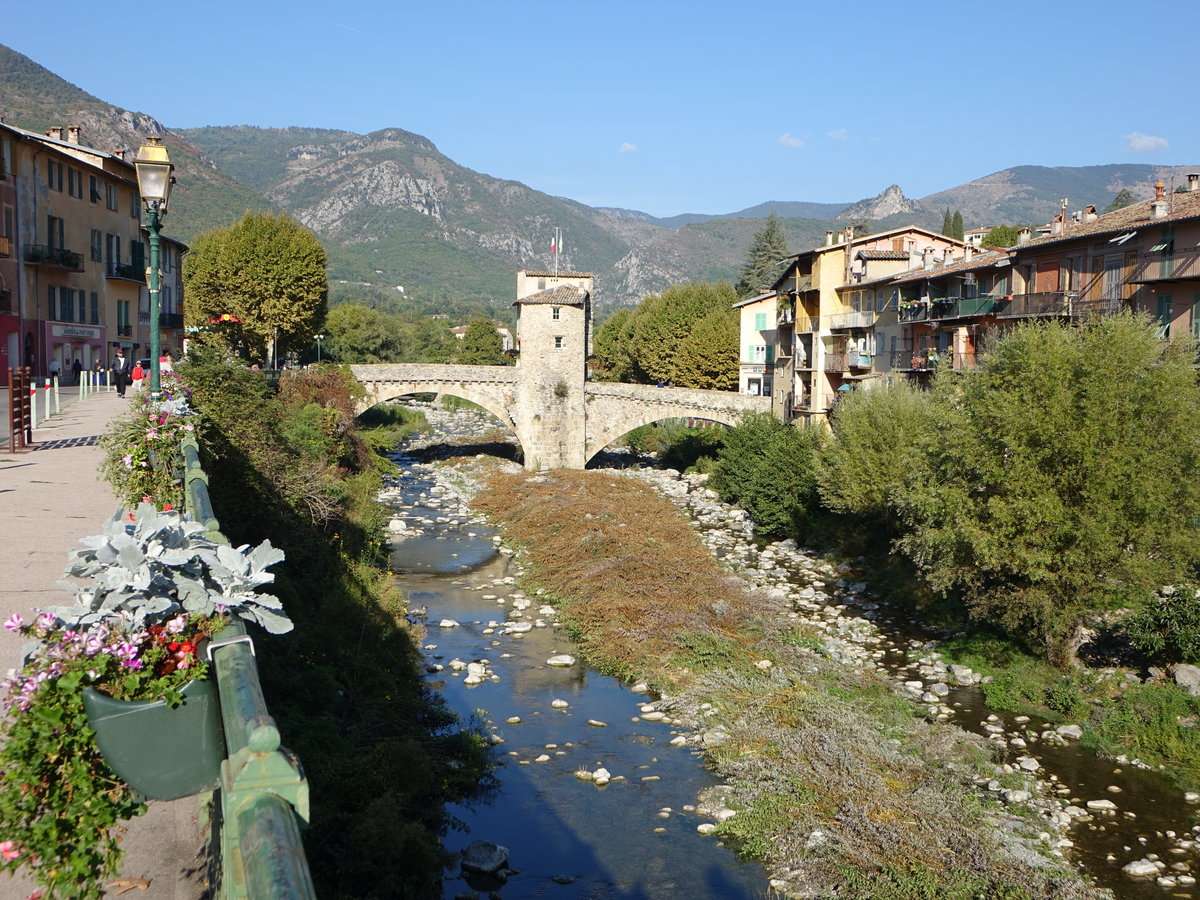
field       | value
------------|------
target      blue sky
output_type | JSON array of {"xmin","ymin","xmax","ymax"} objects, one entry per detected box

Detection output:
[{"xmin": 3, "ymin": 0, "xmax": 1195, "ymax": 218}]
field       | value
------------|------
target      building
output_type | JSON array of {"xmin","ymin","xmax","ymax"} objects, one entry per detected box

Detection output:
[
  {"xmin": 733, "ymin": 291, "xmax": 777, "ymax": 396},
  {"xmin": 769, "ymin": 226, "xmax": 964, "ymax": 422},
  {"xmin": 0, "ymin": 122, "xmax": 185, "ymax": 380}
]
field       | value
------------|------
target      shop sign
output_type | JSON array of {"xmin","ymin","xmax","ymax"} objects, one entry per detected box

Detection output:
[{"xmin": 52, "ymin": 324, "xmax": 101, "ymax": 340}]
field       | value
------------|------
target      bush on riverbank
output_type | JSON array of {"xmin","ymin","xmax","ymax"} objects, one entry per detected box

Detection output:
[
  {"xmin": 180, "ymin": 352, "xmax": 492, "ymax": 898},
  {"xmin": 472, "ymin": 468, "xmax": 1102, "ymax": 899}
]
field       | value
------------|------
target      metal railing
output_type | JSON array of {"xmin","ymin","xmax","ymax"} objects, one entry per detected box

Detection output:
[
  {"xmin": 891, "ymin": 349, "xmax": 979, "ymax": 371},
  {"xmin": 993, "ymin": 292, "xmax": 1123, "ymax": 319},
  {"xmin": 108, "ymin": 261, "xmax": 145, "ymax": 282},
  {"xmin": 929, "ymin": 296, "xmax": 998, "ymax": 319},
  {"xmin": 178, "ymin": 434, "xmax": 315, "ymax": 899},
  {"xmin": 24, "ymin": 243, "xmax": 84, "ymax": 271},
  {"xmin": 828, "ymin": 310, "xmax": 876, "ymax": 330},
  {"xmin": 777, "ymin": 307, "xmax": 795, "ymax": 325},
  {"xmin": 161, "ymin": 312, "xmax": 185, "ymax": 329},
  {"xmin": 898, "ymin": 303, "xmax": 931, "ymax": 322},
  {"xmin": 117, "ymin": 324, "xmax": 133, "ymax": 337}
]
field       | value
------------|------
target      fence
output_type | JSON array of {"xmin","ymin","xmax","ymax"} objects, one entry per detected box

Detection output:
[{"xmin": 179, "ymin": 433, "xmax": 316, "ymax": 899}]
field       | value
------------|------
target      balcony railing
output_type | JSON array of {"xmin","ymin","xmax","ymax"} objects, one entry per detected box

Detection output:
[
  {"xmin": 795, "ymin": 315, "xmax": 819, "ymax": 332},
  {"xmin": 891, "ymin": 349, "xmax": 979, "ymax": 371},
  {"xmin": 24, "ymin": 244, "xmax": 84, "ymax": 271},
  {"xmin": 161, "ymin": 312, "xmax": 185, "ymax": 329},
  {"xmin": 108, "ymin": 261, "xmax": 146, "ymax": 283},
  {"xmin": 777, "ymin": 307, "xmax": 795, "ymax": 325},
  {"xmin": 829, "ymin": 310, "xmax": 876, "ymax": 330},
  {"xmin": 993, "ymin": 292, "xmax": 1123, "ymax": 319},
  {"xmin": 824, "ymin": 353, "xmax": 847, "ymax": 373},
  {"xmin": 117, "ymin": 324, "xmax": 132, "ymax": 337},
  {"xmin": 930, "ymin": 296, "xmax": 998, "ymax": 319},
  {"xmin": 848, "ymin": 350, "xmax": 873, "ymax": 369},
  {"xmin": 1129, "ymin": 248, "xmax": 1200, "ymax": 283},
  {"xmin": 898, "ymin": 303, "xmax": 931, "ymax": 322}
]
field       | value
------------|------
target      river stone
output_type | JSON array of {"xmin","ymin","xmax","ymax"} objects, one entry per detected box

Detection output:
[
  {"xmin": 1086, "ymin": 799, "xmax": 1117, "ymax": 811},
  {"xmin": 696, "ymin": 823, "xmax": 718, "ymax": 835},
  {"xmin": 1056, "ymin": 724, "xmax": 1084, "ymax": 740},
  {"xmin": 547, "ymin": 654, "xmax": 576, "ymax": 667},
  {"xmin": 593, "ymin": 767, "xmax": 611, "ymax": 785},
  {"xmin": 551, "ymin": 699, "xmax": 569, "ymax": 709},
  {"xmin": 439, "ymin": 619, "xmax": 460, "ymax": 628},
  {"xmin": 1016, "ymin": 756, "xmax": 1040, "ymax": 772},
  {"xmin": 1174, "ymin": 664, "xmax": 1200, "ymax": 696},
  {"xmin": 1122, "ymin": 858, "xmax": 1162, "ymax": 877},
  {"xmin": 461, "ymin": 840, "xmax": 509, "ymax": 874}
]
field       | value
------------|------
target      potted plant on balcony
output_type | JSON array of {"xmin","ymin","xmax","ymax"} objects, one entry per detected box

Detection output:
[{"xmin": 0, "ymin": 504, "xmax": 291, "ymax": 900}]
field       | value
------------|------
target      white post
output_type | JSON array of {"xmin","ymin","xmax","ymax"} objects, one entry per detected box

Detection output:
[{"xmin": 30, "ymin": 381, "xmax": 38, "ymax": 431}]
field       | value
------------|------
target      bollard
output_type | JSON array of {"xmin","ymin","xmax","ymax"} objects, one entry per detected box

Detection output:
[{"xmin": 29, "ymin": 381, "xmax": 37, "ymax": 431}]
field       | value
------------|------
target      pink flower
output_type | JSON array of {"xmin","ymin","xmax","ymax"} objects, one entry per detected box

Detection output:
[
  {"xmin": 4, "ymin": 615, "xmax": 22, "ymax": 632},
  {"xmin": 165, "ymin": 615, "xmax": 186, "ymax": 635},
  {"xmin": 0, "ymin": 840, "xmax": 19, "ymax": 861},
  {"xmin": 122, "ymin": 454, "xmax": 133, "ymax": 469}
]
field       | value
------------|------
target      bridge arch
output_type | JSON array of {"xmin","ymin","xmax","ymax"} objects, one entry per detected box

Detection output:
[{"xmin": 357, "ymin": 382, "xmax": 517, "ymax": 434}]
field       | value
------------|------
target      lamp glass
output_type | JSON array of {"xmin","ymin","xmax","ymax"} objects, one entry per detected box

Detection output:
[{"xmin": 134, "ymin": 140, "xmax": 174, "ymax": 208}]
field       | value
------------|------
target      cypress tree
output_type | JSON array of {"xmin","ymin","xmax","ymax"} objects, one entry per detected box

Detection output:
[
  {"xmin": 952, "ymin": 210, "xmax": 964, "ymax": 241},
  {"xmin": 736, "ymin": 213, "xmax": 790, "ymax": 298}
]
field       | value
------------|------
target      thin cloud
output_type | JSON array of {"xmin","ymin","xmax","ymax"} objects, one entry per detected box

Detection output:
[
  {"xmin": 1125, "ymin": 132, "xmax": 1169, "ymax": 153},
  {"xmin": 826, "ymin": 128, "xmax": 848, "ymax": 141},
  {"xmin": 619, "ymin": 142, "xmax": 638, "ymax": 154},
  {"xmin": 778, "ymin": 133, "xmax": 805, "ymax": 148}
]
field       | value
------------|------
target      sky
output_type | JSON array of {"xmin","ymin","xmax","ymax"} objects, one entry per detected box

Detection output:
[{"xmin": 3, "ymin": 0, "xmax": 1196, "ymax": 218}]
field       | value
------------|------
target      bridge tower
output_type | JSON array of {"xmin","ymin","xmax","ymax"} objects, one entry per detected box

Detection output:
[{"xmin": 513, "ymin": 270, "xmax": 593, "ymax": 470}]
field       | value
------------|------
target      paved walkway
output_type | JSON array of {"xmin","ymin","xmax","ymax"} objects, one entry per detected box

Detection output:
[{"xmin": 0, "ymin": 390, "xmax": 207, "ymax": 900}]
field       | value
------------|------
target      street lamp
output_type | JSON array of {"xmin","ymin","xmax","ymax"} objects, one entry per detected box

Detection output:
[
  {"xmin": 133, "ymin": 137, "xmax": 174, "ymax": 402},
  {"xmin": 314, "ymin": 334, "xmax": 324, "ymax": 363}
]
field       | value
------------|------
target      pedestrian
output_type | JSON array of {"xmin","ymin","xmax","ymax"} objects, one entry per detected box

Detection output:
[
  {"xmin": 111, "ymin": 348, "xmax": 130, "ymax": 398},
  {"xmin": 130, "ymin": 360, "xmax": 145, "ymax": 393},
  {"xmin": 49, "ymin": 358, "xmax": 61, "ymax": 383},
  {"xmin": 72, "ymin": 359, "xmax": 82, "ymax": 385}
]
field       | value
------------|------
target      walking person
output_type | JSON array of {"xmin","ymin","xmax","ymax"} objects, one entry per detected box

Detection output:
[
  {"xmin": 71, "ymin": 359, "xmax": 82, "ymax": 385},
  {"xmin": 111, "ymin": 348, "xmax": 130, "ymax": 398}
]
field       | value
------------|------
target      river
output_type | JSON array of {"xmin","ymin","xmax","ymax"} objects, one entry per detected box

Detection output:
[{"xmin": 380, "ymin": 411, "xmax": 1199, "ymax": 899}]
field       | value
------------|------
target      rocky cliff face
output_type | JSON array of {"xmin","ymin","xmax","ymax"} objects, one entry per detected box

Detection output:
[{"xmin": 837, "ymin": 184, "xmax": 919, "ymax": 221}]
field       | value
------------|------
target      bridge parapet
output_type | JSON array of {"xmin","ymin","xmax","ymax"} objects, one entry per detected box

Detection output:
[
  {"xmin": 349, "ymin": 364, "xmax": 517, "ymax": 385},
  {"xmin": 585, "ymin": 380, "xmax": 771, "ymax": 414}
]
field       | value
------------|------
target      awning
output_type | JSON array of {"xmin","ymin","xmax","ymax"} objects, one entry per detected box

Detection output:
[
  {"xmin": 1150, "ymin": 240, "xmax": 1172, "ymax": 252},
  {"xmin": 1110, "ymin": 232, "xmax": 1136, "ymax": 245},
  {"xmin": 837, "ymin": 383, "xmax": 854, "ymax": 391}
]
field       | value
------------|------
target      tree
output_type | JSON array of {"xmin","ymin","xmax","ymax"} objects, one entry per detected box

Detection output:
[
  {"xmin": 818, "ymin": 381, "xmax": 937, "ymax": 530},
  {"xmin": 456, "ymin": 318, "xmax": 508, "ymax": 365},
  {"xmin": 735, "ymin": 213, "xmax": 790, "ymax": 298},
  {"xmin": 632, "ymin": 282, "xmax": 739, "ymax": 385},
  {"xmin": 672, "ymin": 306, "xmax": 739, "ymax": 390},
  {"xmin": 980, "ymin": 225, "xmax": 1020, "ymax": 248},
  {"xmin": 1104, "ymin": 188, "xmax": 1136, "ymax": 213},
  {"xmin": 323, "ymin": 303, "xmax": 406, "ymax": 363},
  {"xmin": 592, "ymin": 308, "xmax": 640, "ymax": 382},
  {"xmin": 896, "ymin": 313, "xmax": 1200, "ymax": 667},
  {"xmin": 951, "ymin": 210, "xmax": 964, "ymax": 241},
  {"xmin": 942, "ymin": 208, "xmax": 953, "ymax": 236},
  {"xmin": 184, "ymin": 213, "xmax": 327, "ymax": 363}
]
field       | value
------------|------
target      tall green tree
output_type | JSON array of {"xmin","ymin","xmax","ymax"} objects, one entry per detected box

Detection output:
[
  {"xmin": 951, "ymin": 210, "xmax": 964, "ymax": 240},
  {"xmin": 1104, "ymin": 188, "xmax": 1137, "ymax": 213},
  {"xmin": 735, "ymin": 213, "xmax": 790, "ymax": 297},
  {"xmin": 633, "ymin": 282, "xmax": 739, "ymax": 385},
  {"xmin": 184, "ymin": 212, "xmax": 327, "ymax": 363},
  {"xmin": 942, "ymin": 208, "xmax": 953, "ymax": 236},
  {"xmin": 980, "ymin": 224, "xmax": 1020, "ymax": 248},
  {"xmin": 323, "ymin": 303, "xmax": 406, "ymax": 362},
  {"xmin": 896, "ymin": 313, "xmax": 1200, "ymax": 667},
  {"xmin": 673, "ymin": 306, "xmax": 739, "ymax": 390},
  {"xmin": 455, "ymin": 318, "xmax": 508, "ymax": 365},
  {"xmin": 592, "ymin": 308, "xmax": 640, "ymax": 382}
]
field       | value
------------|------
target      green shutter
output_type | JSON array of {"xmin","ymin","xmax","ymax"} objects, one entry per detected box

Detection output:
[
  {"xmin": 1157, "ymin": 294, "xmax": 1173, "ymax": 339},
  {"xmin": 766, "ymin": 345, "xmax": 774, "ymax": 364},
  {"xmin": 755, "ymin": 312, "xmax": 766, "ymax": 331}
]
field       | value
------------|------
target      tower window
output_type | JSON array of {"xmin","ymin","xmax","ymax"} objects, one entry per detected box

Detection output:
[
  {"xmin": 552, "ymin": 306, "xmax": 561, "ymax": 320},
  {"xmin": 554, "ymin": 336, "xmax": 564, "ymax": 349}
]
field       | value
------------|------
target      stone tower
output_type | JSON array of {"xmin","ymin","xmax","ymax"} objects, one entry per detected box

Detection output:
[{"xmin": 513, "ymin": 270, "xmax": 593, "ymax": 470}]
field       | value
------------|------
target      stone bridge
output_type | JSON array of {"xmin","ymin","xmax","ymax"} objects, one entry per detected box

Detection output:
[{"xmin": 349, "ymin": 363, "xmax": 771, "ymax": 470}]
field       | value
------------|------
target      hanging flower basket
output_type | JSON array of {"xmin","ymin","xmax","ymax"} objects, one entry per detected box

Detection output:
[{"xmin": 82, "ymin": 676, "xmax": 224, "ymax": 801}]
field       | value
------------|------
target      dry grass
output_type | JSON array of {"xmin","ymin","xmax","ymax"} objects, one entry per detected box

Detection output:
[{"xmin": 475, "ymin": 470, "xmax": 764, "ymax": 685}]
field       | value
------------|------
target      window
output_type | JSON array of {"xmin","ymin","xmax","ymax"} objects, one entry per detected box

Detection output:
[
  {"xmin": 1157, "ymin": 294, "xmax": 1173, "ymax": 339},
  {"xmin": 1102, "ymin": 260, "xmax": 1123, "ymax": 300},
  {"xmin": 106, "ymin": 233, "xmax": 121, "ymax": 265},
  {"xmin": 90, "ymin": 229, "xmax": 103, "ymax": 262},
  {"xmin": 553, "ymin": 336, "xmax": 564, "ymax": 349},
  {"xmin": 552, "ymin": 306, "xmax": 561, "ymax": 320},
  {"xmin": 754, "ymin": 312, "xmax": 767, "ymax": 330},
  {"xmin": 67, "ymin": 168, "xmax": 83, "ymax": 198},
  {"xmin": 117, "ymin": 300, "xmax": 129, "ymax": 329},
  {"xmin": 47, "ymin": 285, "xmax": 57, "ymax": 320},
  {"xmin": 90, "ymin": 291, "xmax": 99, "ymax": 325},
  {"xmin": 105, "ymin": 184, "xmax": 119, "ymax": 211},
  {"xmin": 47, "ymin": 216, "xmax": 65, "ymax": 249},
  {"xmin": 47, "ymin": 160, "xmax": 63, "ymax": 191},
  {"xmin": 61, "ymin": 288, "xmax": 75, "ymax": 323},
  {"xmin": 131, "ymin": 241, "xmax": 145, "ymax": 271},
  {"xmin": 163, "ymin": 286, "xmax": 172, "ymax": 314},
  {"xmin": 130, "ymin": 190, "xmax": 139, "ymax": 218},
  {"xmin": 89, "ymin": 175, "xmax": 100, "ymax": 204},
  {"xmin": 537, "ymin": 278, "xmax": 546, "ymax": 290}
]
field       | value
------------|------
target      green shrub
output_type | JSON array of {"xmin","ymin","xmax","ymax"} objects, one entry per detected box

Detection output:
[
  {"xmin": 1084, "ymin": 685, "xmax": 1200, "ymax": 786},
  {"xmin": 1123, "ymin": 589, "xmax": 1200, "ymax": 663}
]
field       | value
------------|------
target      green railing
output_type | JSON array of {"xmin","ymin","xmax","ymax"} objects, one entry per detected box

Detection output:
[{"xmin": 179, "ymin": 434, "xmax": 315, "ymax": 899}]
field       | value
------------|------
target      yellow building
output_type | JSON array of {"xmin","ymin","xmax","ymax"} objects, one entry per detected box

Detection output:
[{"xmin": 3, "ymin": 123, "xmax": 183, "ymax": 379}]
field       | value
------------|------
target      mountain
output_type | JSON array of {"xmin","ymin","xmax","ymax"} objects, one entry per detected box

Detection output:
[{"xmin": 2, "ymin": 43, "xmax": 1197, "ymax": 316}]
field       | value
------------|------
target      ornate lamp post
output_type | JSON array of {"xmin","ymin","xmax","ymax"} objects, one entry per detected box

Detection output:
[
  {"xmin": 314, "ymin": 334, "xmax": 324, "ymax": 363},
  {"xmin": 133, "ymin": 137, "xmax": 174, "ymax": 401}
]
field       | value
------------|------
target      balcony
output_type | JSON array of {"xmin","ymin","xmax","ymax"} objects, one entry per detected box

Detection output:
[
  {"xmin": 24, "ymin": 244, "xmax": 84, "ymax": 271},
  {"xmin": 108, "ymin": 261, "xmax": 146, "ymax": 283},
  {"xmin": 848, "ymin": 350, "xmax": 873, "ymax": 369},
  {"xmin": 994, "ymin": 292, "xmax": 1123, "ymax": 320},
  {"xmin": 1129, "ymin": 248, "xmax": 1200, "ymax": 283},
  {"xmin": 898, "ymin": 302, "xmax": 931, "ymax": 322},
  {"xmin": 160, "ymin": 312, "xmax": 185, "ymax": 329},
  {"xmin": 795, "ymin": 315, "xmax": 819, "ymax": 332},
  {"xmin": 930, "ymin": 296, "xmax": 998, "ymax": 319},
  {"xmin": 829, "ymin": 310, "xmax": 876, "ymax": 330},
  {"xmin": 891, "ymin": 349, "xmax": 979, "ymax": 371},
  {"xmin": 777, "ymin": 307, "xmax": 795, "ymax": 325},
  {"xmin": 117, "ymin": 324, "xmax": 132, "ymax": 337}
]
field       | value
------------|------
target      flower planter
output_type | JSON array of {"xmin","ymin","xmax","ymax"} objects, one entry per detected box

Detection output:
[{"xmin": 82, "ymin": 677, "xmax": 225, "ymax": 800}]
